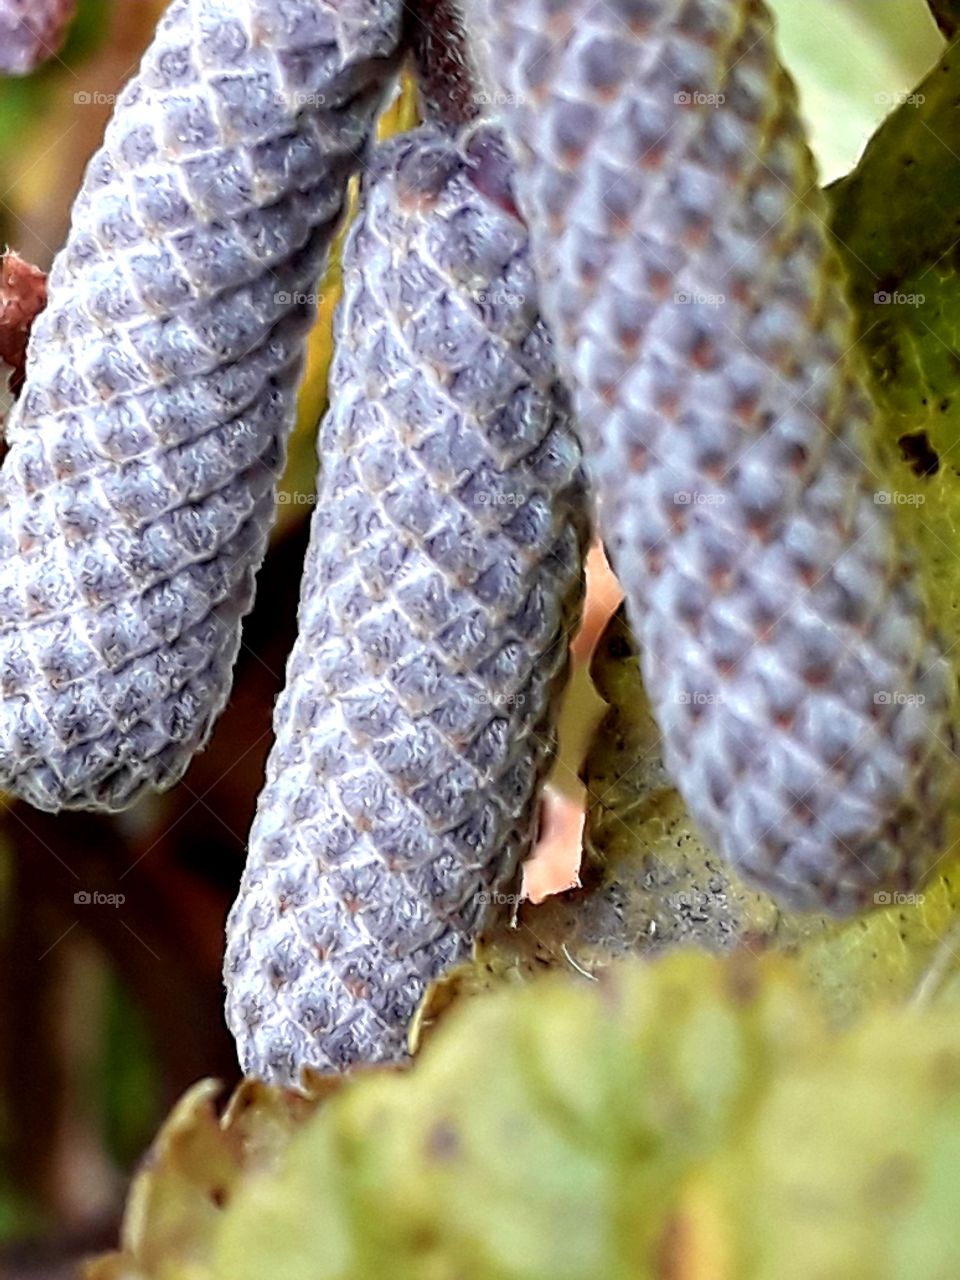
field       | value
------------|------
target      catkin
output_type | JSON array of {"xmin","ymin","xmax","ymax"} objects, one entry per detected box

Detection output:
[
  {"xmin": 469, "ymin": 0, "xmax": 957, "ymax": 912},
  {"xmin": 0, "ymin": 0, "xmax": 76, "ymax": 75},
  {"xmin": 224, "ymin": 124, "xmax": 587, "ymax": 1082},
  {"xmin": 0, "ymin": 0, "xmax": 401, "ymax": 811}
]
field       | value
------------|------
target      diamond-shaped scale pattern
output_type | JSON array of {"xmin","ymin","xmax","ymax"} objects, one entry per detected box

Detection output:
[
  {"xmin": 0, "ymin": 0, "xmax": 401, "ymax": 810},
  {"xmin": 471, "ymin": 0, "xmax": 957, "ymax": 912},
  {"xmin": 224, "ymin": 124, "xmax": 587, "ymax": 1082},
  {"xmin": 0, "ymin": 0, "xmax": 76, "ymax": 74}
]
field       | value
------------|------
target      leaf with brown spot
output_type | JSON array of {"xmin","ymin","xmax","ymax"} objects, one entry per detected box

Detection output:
[
  {"xmin": 88, "ymin": 953, "xmax": 960, "ymax": 1278},
  {"xmin": 86, "ymin": 1076, "xmax": 336, "ymax": 1280}
]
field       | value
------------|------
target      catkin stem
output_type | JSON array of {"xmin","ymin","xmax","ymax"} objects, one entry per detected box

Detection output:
[{"xmin": 406, "ymin": 0, "xmax": 487, "ymax": 125}]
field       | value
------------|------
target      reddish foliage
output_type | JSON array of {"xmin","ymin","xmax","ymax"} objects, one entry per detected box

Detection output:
[{"xmin": 0, "ymin": 249, "xmax": 46, "ymax": 400}]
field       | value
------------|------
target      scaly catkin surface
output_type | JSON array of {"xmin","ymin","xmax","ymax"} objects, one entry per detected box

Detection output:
[
  {"xmin": 224, "ymin": 124, "xmax": 587, "ymax": 1082},
  {"xmin": 0, "ymin": 0, "xmax": 401, "ymax": 811},
  {"xmin": 0, "ymin": 0, "xmax": 77, "ymax": 74},
  {"xmin": 470, "ymin": 0, "xmax": 957, "ymax": 913}
]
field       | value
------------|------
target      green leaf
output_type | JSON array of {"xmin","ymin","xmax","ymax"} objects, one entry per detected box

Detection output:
[
  {"xmin": 768, "ymin": 0, "xmax": 942, "ymax": 183},
  {"xmin": 829, "ymin": 43, "xmax": 960, "ymax": 635},
  {"xmin": 89, "ymin": 953, "xmax": 960, "ymax": 1280}
]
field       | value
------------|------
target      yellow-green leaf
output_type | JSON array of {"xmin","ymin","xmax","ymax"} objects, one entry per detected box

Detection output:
[{"xmin": 91, "ymin": 953, "xmax": 960, "ymax": 1280}]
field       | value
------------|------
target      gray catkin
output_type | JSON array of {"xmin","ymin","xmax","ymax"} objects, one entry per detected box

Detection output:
[
  {"xmin": 469, "ymin": 0, "xmax": 957, "ymax": 913},
  {"xmin": 0, "ymin": 0, "xmax": 77, "ymax": 75},
  {"xmin": 0, "ymin": 0, "xmax": 402, "ymax": 811},
  {"xmin": 224, "ymin": 124, "xmax": 587, "ymax": 1083}
]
